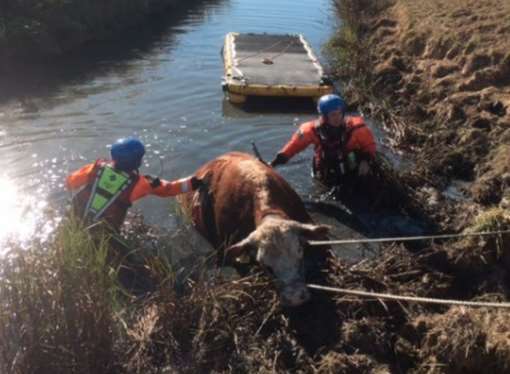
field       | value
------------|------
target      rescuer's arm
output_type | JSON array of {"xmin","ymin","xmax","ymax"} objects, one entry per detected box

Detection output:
[
  {"xmin": 352, "ymin": 126, "xmax": 377, "ymax": 161},
  {"xmin": 65, "ymin": 163, "xmax": 96, "ymax": 190},
  {"xmin": 270, "ymin": 124, "xmax": 315, "ymax": 167},
  {"xmin": 129, "ymin": 175, "xmax": 203, "ymax": 202},
  {"xmin": 349, "ymin": 126, "xmax": 377, "ymax": 176}
]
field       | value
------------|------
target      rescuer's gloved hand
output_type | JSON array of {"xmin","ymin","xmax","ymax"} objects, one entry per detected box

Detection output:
[
  {"xmin": 147, "ymin": 176, "xmax": 161, "ymax": 188},
  {"xmin": 190, "ymin": 176, "xmax": 204, "ymax": 190},
  {"xmin": 270, "ymin": 153, "xmax": 288, "ymax": 168},
  {"xmin": 358, "ymin": 160, "xmax": 371, "ymax": 176}
]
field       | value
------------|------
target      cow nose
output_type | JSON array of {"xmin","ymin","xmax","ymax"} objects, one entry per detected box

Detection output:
[{"xmin": 280, "ymin": 284, "xmax": 311, "ymax": 307}]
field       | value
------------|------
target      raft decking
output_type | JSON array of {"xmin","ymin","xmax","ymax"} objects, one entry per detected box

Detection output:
[{"xmin": 222, "ymin": 32, "xmax": 334, "ymax": 104}]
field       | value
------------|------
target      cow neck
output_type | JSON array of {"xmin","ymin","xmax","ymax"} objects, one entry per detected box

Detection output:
[{"xmin": 250, "ymin": 175, "xmax": 290, "ymax": 225}]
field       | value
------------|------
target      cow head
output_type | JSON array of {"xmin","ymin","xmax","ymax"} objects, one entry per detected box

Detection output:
[{"xmin": 225, "ymin": 216, "xmax": 329, "ymax": 307}]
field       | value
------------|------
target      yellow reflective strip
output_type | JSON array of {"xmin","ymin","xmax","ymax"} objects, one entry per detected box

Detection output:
[{"xmin": 91, "ymin": 194, "xmax": 109, "ymax": 211}]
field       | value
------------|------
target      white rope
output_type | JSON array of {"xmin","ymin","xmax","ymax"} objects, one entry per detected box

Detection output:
[
  {"xmin": 307, "ymin": 284, "xmax": 510, "ymax": 309},
  {"xmin": 308, "ymin": 229, "xmax": 510, "ymax": 247}
]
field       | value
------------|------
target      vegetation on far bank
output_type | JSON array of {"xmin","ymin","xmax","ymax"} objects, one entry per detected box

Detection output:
[{"xmin": 0, "ymin": 0, "xmax": 187, "ymax": 64}]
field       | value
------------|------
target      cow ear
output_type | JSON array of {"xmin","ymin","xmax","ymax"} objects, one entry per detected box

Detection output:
[
  {"xmin": 224, "ymin": 236, "xmax": 256, "ymax": 262},
  {"xmin": 296, "ymin": 223, "xmax": 330, "ymax": 238}
]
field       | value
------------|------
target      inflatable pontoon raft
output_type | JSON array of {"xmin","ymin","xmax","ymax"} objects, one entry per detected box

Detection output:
[{"xmin": 222, "ymin": 32, "xmax": 334, "ymax": 104}]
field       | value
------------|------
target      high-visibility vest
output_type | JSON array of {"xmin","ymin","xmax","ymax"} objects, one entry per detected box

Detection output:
[{"xmin": 72, "ymin": 161, "xmax": 138, "ymax": 230}]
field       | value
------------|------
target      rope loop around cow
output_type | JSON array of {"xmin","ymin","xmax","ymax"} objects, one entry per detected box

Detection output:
[{"xmin": 307, "ymin": 284, "xmax": 510, "ymax": 309}]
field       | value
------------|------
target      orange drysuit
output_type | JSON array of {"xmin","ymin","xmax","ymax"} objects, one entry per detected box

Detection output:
[
  {"xmin": 66, "ymin": 159, "xmax": 194, "ymax": 230},
  {"xmin": 277, "ymin": 116, "xmax": 376, "ymax": 184}
]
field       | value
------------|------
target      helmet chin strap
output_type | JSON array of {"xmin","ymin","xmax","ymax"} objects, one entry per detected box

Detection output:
[{"xmin": 320, "ymin": 114, "xmax": 344, "ymax": 127}]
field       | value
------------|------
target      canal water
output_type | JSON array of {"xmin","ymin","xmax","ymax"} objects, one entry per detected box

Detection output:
[{"xmin": 0, "ymin": 0, "xmax": 400, "ymax": 254}]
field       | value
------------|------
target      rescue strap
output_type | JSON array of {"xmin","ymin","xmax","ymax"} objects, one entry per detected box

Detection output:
[
  {"xmin": 82, "ymin": 168, "xmax": 102, "ymax": 220},
  {"xmin": 307, "ymin": 284, "xmax": 510, "ymax": 309},
  {"xmin": 308, "ymin": 229, "xmax": 510, "ymax": 247},
  {"xmin": 251, "ymin": 141, "xmax": 268, "ymax": 165}
]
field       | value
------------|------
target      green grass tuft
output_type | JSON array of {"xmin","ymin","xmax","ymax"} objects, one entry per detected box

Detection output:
[{"xmin": 0, "ymin": 218, "xmax": 121, "ymax": 373}]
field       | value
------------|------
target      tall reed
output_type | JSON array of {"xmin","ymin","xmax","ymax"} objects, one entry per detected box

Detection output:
[{"xmin": 0, "ymin": 219, "xmax": 121, "ymax": 373}]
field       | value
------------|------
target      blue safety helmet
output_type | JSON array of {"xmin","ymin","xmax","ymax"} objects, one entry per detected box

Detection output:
[
  {"xmin": 110, "ymin": 137, "xmax": 145, "ymax": 171},
  {"xmin": 317, "ymin": 94, "xmax": 347, "ymax": 116}
]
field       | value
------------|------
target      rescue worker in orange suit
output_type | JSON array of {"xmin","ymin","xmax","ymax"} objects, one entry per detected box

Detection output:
[
  {"xmin": 270, "ymin": 94, "xmax": 377, "ymax": 189},
  {"xmin": 66, "ymin": 137, "xmax": 203, "ymax": 232}
]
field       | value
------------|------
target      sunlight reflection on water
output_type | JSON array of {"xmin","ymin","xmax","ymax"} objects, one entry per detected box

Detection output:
[{"xmin": 0, "ymin": 176, "xmax": 61, "ymax": 254}]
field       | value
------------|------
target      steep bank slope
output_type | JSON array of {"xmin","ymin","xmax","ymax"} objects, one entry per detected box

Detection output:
[{"xmin": 329, "ymin": 0, "xmax": 510, "ymax": 225}]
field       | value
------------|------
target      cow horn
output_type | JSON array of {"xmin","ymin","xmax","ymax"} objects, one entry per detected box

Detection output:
[{"xmin": 296, "ymin": 223, "xmax": 331, "ymax": 237}]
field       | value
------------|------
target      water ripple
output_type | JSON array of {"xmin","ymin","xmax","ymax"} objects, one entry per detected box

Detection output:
[{"xmin": 0, "ymin": 0, "xmax": 339, "ymax": 239}]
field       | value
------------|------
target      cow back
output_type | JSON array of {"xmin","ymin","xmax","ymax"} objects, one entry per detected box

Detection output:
[{"xmin": 180, "ymin": 152, "xmax": 312, "ymax": 249}]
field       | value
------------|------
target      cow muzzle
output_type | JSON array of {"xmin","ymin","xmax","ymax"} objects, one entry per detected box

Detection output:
[{"xmin": 280, "ymin": 282, "xmax": 311, "ymax": 307}]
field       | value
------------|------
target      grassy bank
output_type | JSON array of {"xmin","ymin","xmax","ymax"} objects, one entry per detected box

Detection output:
[
  {"xmin": 319, "ymin": 2, "xmax": 510, "ymax": 370},
  {"xmin": 326, "ymin": 0, "xmax": 510, "ymax": 229},
  {"xmin": 324, "ymin": 0, "xmax": 412, "ymax": 148},
  {"xmin": 0, "ymin": 217, "xmax": 318, "ymax": 373},
  {"xmin": 0, "ymin": 0, "xmax": 194, "ymax": 67},
  {"xmin": 0, "ymin": 220, "xmax": 120, "ymax": 373},
  {"xmin": 2, "ymin": 210, "xmax": 510, "ymax": 372}
]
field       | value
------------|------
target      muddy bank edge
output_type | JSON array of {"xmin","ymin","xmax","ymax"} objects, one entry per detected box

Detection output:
[{"xmin": 327, "ymin": 0, "xmax": 510, "ymax": 228}]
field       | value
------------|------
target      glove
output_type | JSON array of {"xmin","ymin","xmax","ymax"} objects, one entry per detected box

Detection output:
[
  {"xmin": 146, "ymin": 176, "xmax": 161, "ymax": 188},
  {"xmin": 358, "ymin": 160, "xmax": 371, "ymax": 176},
  {"xmin": 190, "ymin": 176, "xmax": 203, "ymax": 190},
  {"xmin": 270, "ymin": 153, "xmax": 288, "ymax": 167}
]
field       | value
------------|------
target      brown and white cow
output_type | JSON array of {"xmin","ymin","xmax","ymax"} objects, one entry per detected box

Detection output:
[{"xmin": 179, "ymin": 152, "xmax": 330, "ymax": 307}]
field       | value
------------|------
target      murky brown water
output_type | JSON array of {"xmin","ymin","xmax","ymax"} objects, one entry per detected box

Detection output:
[{"xmin": 0, "ymin": 0, "xmax": 403, "ymax": 252}]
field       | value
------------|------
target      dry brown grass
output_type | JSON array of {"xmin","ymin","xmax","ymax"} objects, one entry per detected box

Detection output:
[
  {"xmin": 3, "ymin": 212, "xmax": 510, "ymax": 373},
  {"xmin": 411, "ymin": 307, "xmax": 510, "ymax": 373},
  {"xmin": 0, "ymin": 220, "xmax": 120, "ymax": 374},
  {"xmin": 329, "ymin": 0, "xmax": 510, "ymax": 235},
  {"xmin": 370, "ymin": 0, "xmax": 510, "ymax": 193},
  {"xmin": 448, "ymin": 208, "xmax": 510, "ymax": 278}
]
